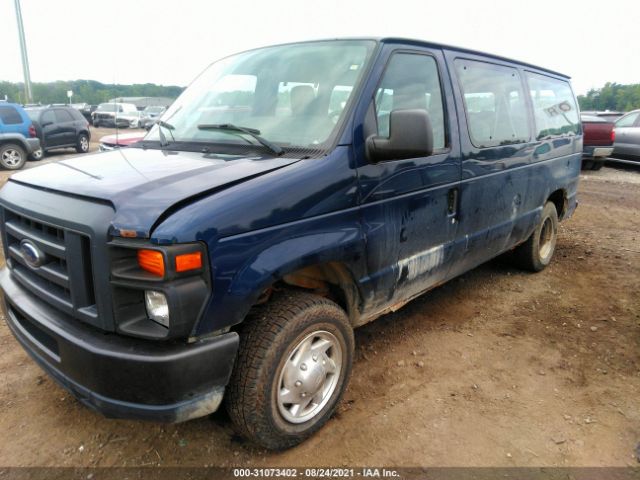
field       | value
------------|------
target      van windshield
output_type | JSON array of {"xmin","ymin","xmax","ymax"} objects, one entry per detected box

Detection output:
[{"xmin": 145, "ymin": 40, "xmax": 376, "ymax": 152}]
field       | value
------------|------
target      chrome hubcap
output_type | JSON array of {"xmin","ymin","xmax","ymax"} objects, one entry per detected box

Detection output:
[
  {"xmin": 276, "ymin": 330, "xmax": 342, "ymax": 424},
  {"xmin": 539, "ymin": 217, "xmax": 556, "ymax": 261},
  {"xmin": 2, "ymin": 149, "xmax": 22, "ymax": 166},
  {"xmin": 80, "ymin": 137, "xmax": 89, "ymax": 151}
]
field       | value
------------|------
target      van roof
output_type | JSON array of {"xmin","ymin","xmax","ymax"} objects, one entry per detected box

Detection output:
[
  {"xmin": 267, "ymin": 37, "xmax": 570, "ymax": 79},
  {"xmin": 379, "ymin": 37, "xmax": 570, "ymax": 78}
]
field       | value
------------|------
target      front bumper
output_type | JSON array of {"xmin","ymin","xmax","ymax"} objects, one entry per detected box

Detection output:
[{"xmin": 0, "ymin": 267, "xmax": 239, "ymax": 422}]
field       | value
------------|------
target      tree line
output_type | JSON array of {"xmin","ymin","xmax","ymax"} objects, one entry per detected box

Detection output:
[
  {"xmin": 2, "ymin": 79, "xmax": 638, "ymax": 113},
  {"xmin": 0, "ymin": 80, "xmax": 184, "ymax": 105},
  {"xmin": 577, "ymin": 83, "xmax": 640, "ymax": 112}
]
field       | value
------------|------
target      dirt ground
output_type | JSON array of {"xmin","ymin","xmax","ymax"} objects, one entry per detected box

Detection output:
[{"xmin": 0, "ymin": 144, "xmax": 638, "ymax": 467}]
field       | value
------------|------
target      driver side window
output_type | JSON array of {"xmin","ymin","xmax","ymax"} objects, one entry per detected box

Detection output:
[{"xmin": 374, "ymin": 53, "xmax": 446, "ymax": 150}]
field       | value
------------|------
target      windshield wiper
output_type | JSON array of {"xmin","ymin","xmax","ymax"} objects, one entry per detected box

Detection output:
[
  {"xmin": 197, "ymin": 123, "xmax": 283, "ymax": 156},
  {"xmin": 156, "ymin": 120, "xmax": 175, "ymax": 147}
]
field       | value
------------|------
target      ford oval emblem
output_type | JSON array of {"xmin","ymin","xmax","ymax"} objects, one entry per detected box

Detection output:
[{"xmin": 19, "ymin": 240, "xmax": 46, "ymax": 269}]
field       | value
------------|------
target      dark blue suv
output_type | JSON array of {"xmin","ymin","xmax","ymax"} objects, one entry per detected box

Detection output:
[
  {"xmin": 0, "ymin": 102, "xmax": 41, "ymax": 170},
  {"xmin": 0, "ymin": 39, "xmax": 581, "ymax": 449}
]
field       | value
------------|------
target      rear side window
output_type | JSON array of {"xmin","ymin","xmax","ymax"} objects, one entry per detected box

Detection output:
[
  {"xmin": 455, "ymin": 59, "xmax": 529, "ymax": 148},
  {"xmin": 55, "ymin": 109, "xmax": 74, "ymax": 122},
  {"xmin": 41, "ymin": 110, "xmax": 55, "ymax": 124},
  {"xmin": 615, "ymin": 112, "xmax": 639, "ymax": 128},
  {"xmin": 526, "ymin": 72, "xmax": 579, "ymax": 139},
  {"xmin": 0, "ymin": 106, "xmax": 23, "ymax": 125}
]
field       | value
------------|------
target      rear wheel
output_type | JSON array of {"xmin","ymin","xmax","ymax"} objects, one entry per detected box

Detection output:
[
  {"xmin": 581, "ymin": 159, "xmax": 593, "ymax": 170},
  {"xmin": 76, "ymin": 133, "xmax": 90, "ymax": 153},
  {"xmin": 513, "ymin": 201, "xmax": 558, "ymax": 272},
  {"xmin": 591, "ymin": 161, "xmax": 604, "ymax": 171},
  {"xmin": 226, "ymin": 291, "xmax": 354, "ymax": 450},
  {"xmin": 29, "ymin": 147, "xmax": 44, "ymax": 161},
  {"xmin": 0, "ymin": 143, "xmax": 26, "ymax": 170}
]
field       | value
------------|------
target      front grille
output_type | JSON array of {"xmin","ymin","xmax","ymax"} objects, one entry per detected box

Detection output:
[{"xmin": 3, "ymin": 209, "xmax": 98, "ymax": 324}]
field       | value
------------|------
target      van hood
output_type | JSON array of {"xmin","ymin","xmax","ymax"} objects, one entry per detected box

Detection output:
[{"xmin": 9, "ymin": 147, "xmax": 300, "ymax": 237}]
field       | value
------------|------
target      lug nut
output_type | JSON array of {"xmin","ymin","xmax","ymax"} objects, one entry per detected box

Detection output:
[
  {"xmin": 295, "ymin": 380, "xmax": 302, "ymax": 387},
  {"xmin": 312, "ymin": 354, "xmax": 318, "ymax": 362},
  {"xmin": 300, "ymin": 363, "xmax": 307, "ymax": 371},
  {"xmin": 301, "ymin": 392, "xmax": 307, "ymax": 398}
]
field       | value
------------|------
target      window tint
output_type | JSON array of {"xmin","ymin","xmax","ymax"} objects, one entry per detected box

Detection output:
[
  {"xmin": 615, "ymin": 112, "xmax": 639, "ymax": 128},
  {"xmin": 526, "ymin": 72, "xmax": 579, "ymax": 139},
  {"xmin": 455, "ymin": 59, "xmax": 529, "ymax": 148},
  {"xmin": 41, "ymin": 110, "xmax": 55, "ymax": 124},
  {"xmin": 375, "ymin": 53, "xmax": 447, "ymax": 150},
  {"xmin": 0, "ymin": 106, "xmax": 23, "ymax": 125},
  {"xmin": 55, "ymin": 109, "xmax": 74, "ymax": 122}
]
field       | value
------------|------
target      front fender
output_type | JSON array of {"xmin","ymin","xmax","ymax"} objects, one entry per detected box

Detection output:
[{"xmin": 193, "ymin": 209, "xmax": 366, "ymax": 336}]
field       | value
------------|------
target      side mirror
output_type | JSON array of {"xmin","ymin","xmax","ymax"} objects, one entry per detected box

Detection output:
[{"xmin": 366, "ymin": 109, "xmax": 434, "ymax": 162}]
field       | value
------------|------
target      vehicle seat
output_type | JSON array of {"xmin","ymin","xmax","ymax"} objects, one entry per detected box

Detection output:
[{"xmin": 290, "ymin": 85, "xmax": 316, "ymax": 116}]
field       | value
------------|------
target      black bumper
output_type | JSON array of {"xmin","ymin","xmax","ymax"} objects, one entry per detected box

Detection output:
[{"xmin": 0, "ymin": 267, "xmax": 239, "ymax": 422}]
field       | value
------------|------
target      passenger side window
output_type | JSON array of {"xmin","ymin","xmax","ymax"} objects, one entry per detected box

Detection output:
[
  {"xmin": 375, "ymin": 53, "xmax": 447, "ymax": 150},
  {"xmin": 526, "ymin": 72, "xmax": 579, "ymax": 139},
  {"xmin": 455, "ymin": 59, "xmax": 530, "ymax": 148},
  {"xmin": 54, "ymin": 110, "xmax": 74, "ymax": 123},
  {"xmin": 0, "ymin": 106, "xmax": 22, "ymax": 125}
]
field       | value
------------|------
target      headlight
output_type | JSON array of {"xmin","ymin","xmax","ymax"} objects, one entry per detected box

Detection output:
[{"xmin": 145, "ymin": 290, "xmax": 169, "ymax": 327}]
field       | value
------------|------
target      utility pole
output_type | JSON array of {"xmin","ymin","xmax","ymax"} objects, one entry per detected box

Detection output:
[{"xmin": 14, "ymin": 0, "xmax": 33, "ymax": 104}]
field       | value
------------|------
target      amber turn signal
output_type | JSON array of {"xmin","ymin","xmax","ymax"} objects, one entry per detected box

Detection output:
[
  {"xmin": 175, "ymin": 251, "xmax": 203, "ymax": 273},
  {"xmin": 137, "ymin": 249, "xmax": 165, "ymax": 277}
]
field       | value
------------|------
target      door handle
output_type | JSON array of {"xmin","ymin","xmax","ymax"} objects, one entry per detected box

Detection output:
[{"xmin": 447, "ymin": 188, "xmax": 459, "ymax": 220}]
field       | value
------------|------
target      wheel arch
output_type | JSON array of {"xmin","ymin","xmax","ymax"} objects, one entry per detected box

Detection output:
[{"xmin": 547, "ymin": 188, "xmax": 567, "ymax": 220}]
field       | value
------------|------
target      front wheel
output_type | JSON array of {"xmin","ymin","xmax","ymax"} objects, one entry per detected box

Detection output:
[
  {"xmin": 226, "ymin": 291, "xmax": 354, "ymax": 450},
  {"xmin": 513, "ymin": 201, "xmax": 558, "ymax": 272},
  {"xmin": 76, "ymin": 133, "xmax": 90, "ymax": 153},
  {"xmin": 0, "ymin": 143, "xmax": 27, "ymax": 170}
]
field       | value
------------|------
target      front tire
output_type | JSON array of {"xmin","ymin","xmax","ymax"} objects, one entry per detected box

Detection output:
[
  {"xmin": 513, "ymin": 201, "xmax": 559, "ymax": 272},
  {"xmin": 226, "ymin": 291, "xmax": 354, "ymax": 450},
  {"xmin": 76, "ymin": 133, "xmax": 90, "ymax": 153},
  {"xmin": 0, "ymin": 143, "xmax": 27, "ymax": 170}
]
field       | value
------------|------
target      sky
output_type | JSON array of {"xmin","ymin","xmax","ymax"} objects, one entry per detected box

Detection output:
[{"xmin": 0, "ymin": 0, "xmax": 638, "ymax": 96}]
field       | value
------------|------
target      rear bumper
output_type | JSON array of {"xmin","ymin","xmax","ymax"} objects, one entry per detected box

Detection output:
[
  {"xmin": 583, "ymin": 146, "xmax": 613, "ymax": 159},
  {"xmin": 24, "ymin": 138, "xmax": 41, "ymax": 154},
  {"xmin": 0, "ymin": 267, "xmax": 239, "ymax": 422}
]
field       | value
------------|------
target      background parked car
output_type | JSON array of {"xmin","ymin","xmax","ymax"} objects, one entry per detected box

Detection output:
[
  {"xmin": 612, "ymin": 110, "xmax": 640, "ymax": 163},
  {"xmin": 580, "ymin": 114, "xmax": 615, "ymax": 170},
  {"xmin": 25, "ymin": 105, "xmax": 91, "ymax": 159},
  {"xmin": 580, "ymin": 110, "xmax": 625, "ymax": 123},
  {"xmin": 118, "ymin": 110, "xmax": 143, "ymax": 128},
  {"xmin": 98, "ymin": 131, "xmax": 145, "ymax": 151},
  {"xmin": 0, "ymin": 102, "xmax": 41, "ymax": 170},
  {"xmin": 91, "ymin": 102, "xmax": 138, "ymax": 127},
  {"xmin": 139, "ymin": 106, "xmax": 166, "ymax": 129},
  {"xmin": 71, "ymin": 103, "xmax": 97, "ymax": 122}
]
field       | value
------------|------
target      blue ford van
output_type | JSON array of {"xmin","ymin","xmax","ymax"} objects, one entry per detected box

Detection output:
[{"xmin": 0, "ymin": 38, "xmax": 581, "ymax": 449}]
